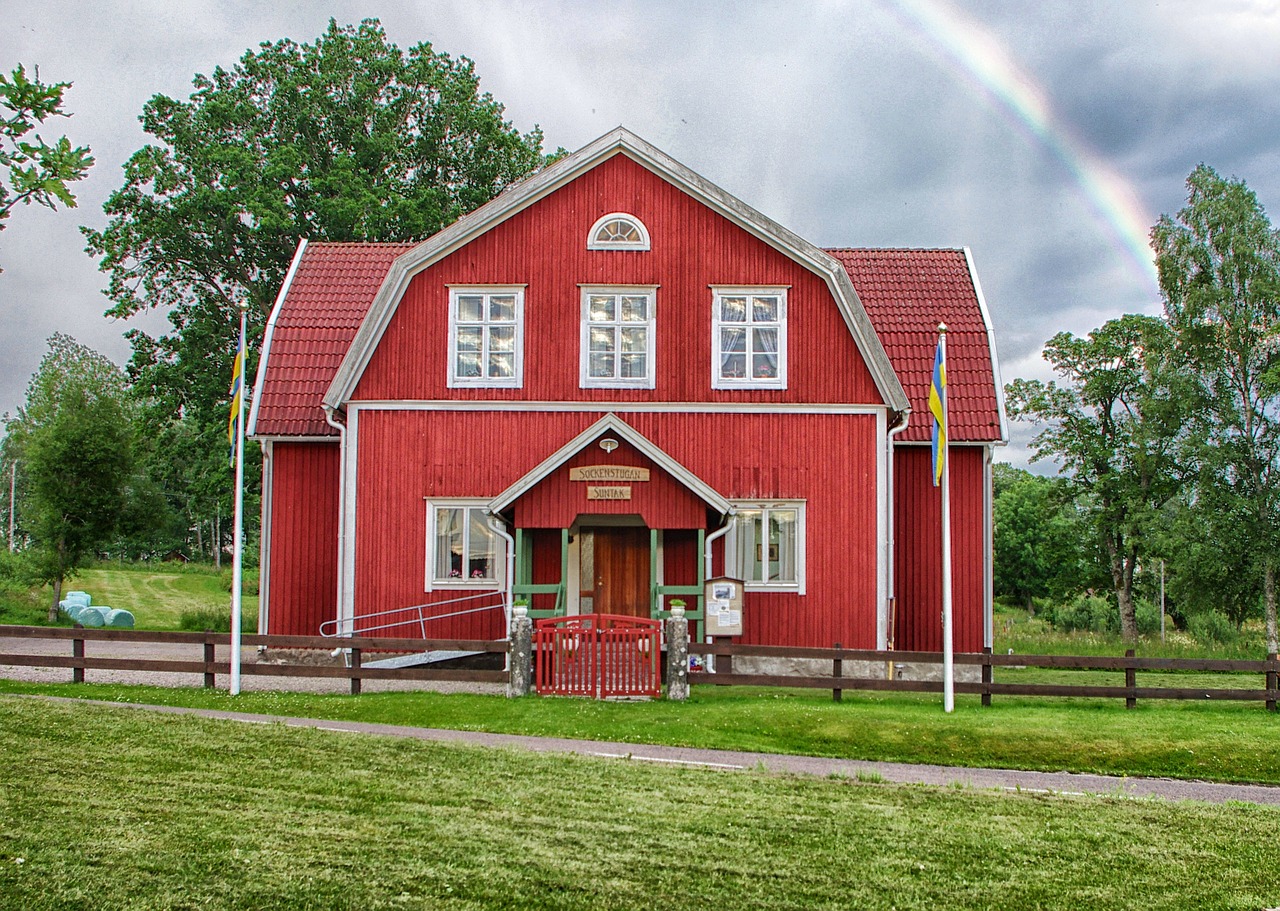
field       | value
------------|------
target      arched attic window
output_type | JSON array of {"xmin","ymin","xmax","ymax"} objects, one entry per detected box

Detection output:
[{"xmin": 587, "ymin": 213, "xmax": 651, "ymax": 250}]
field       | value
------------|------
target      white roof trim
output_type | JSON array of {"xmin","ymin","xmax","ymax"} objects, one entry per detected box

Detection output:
[
  {"xmin": 322, "ymin": 126, "xmax": 909, "ymax": 414},
  {"xmin": 487, "ymin": 413, "xmax": 732, "ymax": 516},
  {"xmin": 963, "ymin": 247, "xmax": 1009, "ymax": 444},
  {"xmin": 248, "ymin": 238, "xmax": 308, "ymax": 438}
]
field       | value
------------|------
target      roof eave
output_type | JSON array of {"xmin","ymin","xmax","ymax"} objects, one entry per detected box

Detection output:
[{"xmin": 487, "ymin": 413, "xmax": 732, "ymax": 516}]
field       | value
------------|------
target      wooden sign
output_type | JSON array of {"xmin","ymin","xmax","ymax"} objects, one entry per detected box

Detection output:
[
  {"xmin": 571, "ymin": 465, "xmax": 650, "ymax": 482},
  {"xmin": 587, "ymin": 486, "xmax": 632, "ymax": 500}
]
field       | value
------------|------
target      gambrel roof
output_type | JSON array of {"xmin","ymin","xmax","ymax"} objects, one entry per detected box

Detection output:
[
  {"xmin": 250, "ymin": 129, "xmax": 1006, "ymax": 444},
  {"xmin": 829, "ymin": 248, "xmax": 1007, "ymax": 444}
]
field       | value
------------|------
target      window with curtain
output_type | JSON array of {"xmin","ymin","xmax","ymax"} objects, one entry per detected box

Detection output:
[
  {"xmin": 712, "ymin": 288, "xmax": 787, "ymax": 389},
  {"xmin": 729, "ymin": 502, "xmax": 805, "ymax": 592},
  {"xmin": 427, "ymin": 502, "xmax": 503, "ymax": 588}
]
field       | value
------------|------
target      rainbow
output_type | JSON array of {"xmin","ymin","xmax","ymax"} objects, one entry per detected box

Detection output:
[{"xmin": 885, "ymin": 0, "xmax": 1159, "ymax": 293}]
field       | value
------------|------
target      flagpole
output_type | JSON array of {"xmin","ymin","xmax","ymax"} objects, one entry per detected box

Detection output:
[
  {"xmin": 231, "ymin": 301, "xmax": 248, "ymax": 695},
  {"xmin": 938, "ymin": 323, "xmax": 954, "ymax": 713}
]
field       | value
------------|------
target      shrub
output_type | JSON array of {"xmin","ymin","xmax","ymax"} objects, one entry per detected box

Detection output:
[
  {"xmin": 219, "ymin": 568, "xmax": 260, "ymax": 596},
  {"xmin": 1050, "ymin": 593, "xmax": 1118, "ymax": 634},
  {"xmin": 1135, "ymin": 599, "xmax": 1164, "ymax": 636},
  {"xmin": 178, "ymin": 607, "xmax": 258, "ymax": 634},
  {"xmin": 1187, "ymin": 610, "xmax": 1238, "ymax": 646}
]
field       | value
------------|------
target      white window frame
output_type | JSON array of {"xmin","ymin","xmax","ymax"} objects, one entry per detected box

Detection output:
[
  {"xmin": 587, "ymin": 212, "xmax": 651, "ymax": 250},
  {"xmin": 425, "ymin": 499, "xmax": 506, "ymax": 591},
  {"xmin": 447, "ymin": 286, "xmax": 525, "ymax": 388},
  {"xmin": 579, "ymin": 285, "xmax": 658, "ymax": 389},
  {"xmin": 711, "ymin": 286, "xmax": 788, "ymax": 390},
  {"xmin": 726, "ymin": 500, "xmax": 806, "ymax": 593}
]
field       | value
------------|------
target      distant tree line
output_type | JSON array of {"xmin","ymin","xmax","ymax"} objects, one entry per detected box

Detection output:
[{"xmin": 1002, "ymin": 165, "xmax": 1280, "ymax": 654}]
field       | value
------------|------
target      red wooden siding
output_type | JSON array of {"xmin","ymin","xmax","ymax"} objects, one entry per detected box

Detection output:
[
  {"xmin": 893, "ymin": 445, "xmax": 986, "ymax": 652},
  {"xmin": 352, "ymin": 154, "xmax": 883, "ymax": 407},
  {"xmin": 266, "ymin": 442, "xmax": 339, "ymax": 636},
  {"xmin": 352, "ymin": 408, "xmax": 881, "ymax": 647},
  {"xmin": 513, "ymin": 434, "xmax": 710, "ymax": 529},
  {"xmin": 662, "ymin": 530, "xmax": 700, "ymax": 588}
]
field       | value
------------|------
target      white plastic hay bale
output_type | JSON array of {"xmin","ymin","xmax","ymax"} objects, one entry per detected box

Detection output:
[
  {"xmin": 64, "ymin": 591, "xmax": 91, "ymax": 607},
  {"xmin": 104, "ymin": 609, "xmax": 134, "ymax": 629},
  {"xmin": 76, "ymin": 607, "xmax": 107, "ymax": 628}
]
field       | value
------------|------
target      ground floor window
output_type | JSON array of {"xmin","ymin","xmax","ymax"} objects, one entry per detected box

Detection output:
[
  {"xmin": 426, "ymin": 500, "xmax": 503, "ymax": 589},
  {"xmin": 728, "ymin": 501, "xmax": 805, "ymax": 593}
]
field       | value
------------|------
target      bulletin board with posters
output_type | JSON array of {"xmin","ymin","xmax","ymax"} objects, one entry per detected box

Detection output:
[{"xmin": 703, "ymin": 576, "xmax": 744, "ymax": 637}]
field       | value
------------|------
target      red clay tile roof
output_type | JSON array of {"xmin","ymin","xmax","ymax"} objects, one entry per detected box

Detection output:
[
  {"xmin": 827, "ymin": 249, "xmax": 1004, "ymax": 443},
  {"xmin": 252, "ymin": 243, "xmax": 1004, "ymax": 443},
  {"xmin": 252, "ymin": 242, "xmax": 415, "ymax": 438}
]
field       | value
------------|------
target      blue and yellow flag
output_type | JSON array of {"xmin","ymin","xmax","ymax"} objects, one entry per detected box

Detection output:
[
  {"xmin": 928, "ymin": 336, "xmax": 947, "ymax": 487},
  {"xmin": 227, "ymin": 329, "xmax": 245, "ymax": 467}
]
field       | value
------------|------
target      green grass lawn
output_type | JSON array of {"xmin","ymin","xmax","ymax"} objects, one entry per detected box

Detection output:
[
  {"xmin": 3, "ymin": 679, "xmax": 1278, "ymax": 784},
  {"xmin": 0, "ymin": 695, "xmax": 1276, "ymax": 911}
]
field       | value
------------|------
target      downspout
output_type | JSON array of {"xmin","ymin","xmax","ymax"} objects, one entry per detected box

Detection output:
[
  {"xmin": 323, "ymin": 406, "xmax": 348, "ymax": 637},
  {"xmin": 703, "ymin": 507, "xmax": 737, "ymax": 581},
  {"xmin": 702, "ymin": 508, "xmax": 737, "ymax": 674},
  {"xmin": 487, "ymin": 514, "xmax": 517, "ymax": 642},
  {"xmin": 257, "ymin": 440, "xmax": 272, "ymax": 645},
  {"xmin": 885, "ymin": 409, "xmax": 910, "ymax": 650}
]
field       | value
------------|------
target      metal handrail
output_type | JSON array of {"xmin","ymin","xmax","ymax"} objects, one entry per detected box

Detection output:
[{"xmin": 319, "ymin": 590, "xmax": 507, "ymax": 639}]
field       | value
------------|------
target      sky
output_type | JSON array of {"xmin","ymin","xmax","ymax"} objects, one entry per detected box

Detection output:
[{"xmin": 3, "ymin": 0, "xmax": 1279, "ymax": 467}]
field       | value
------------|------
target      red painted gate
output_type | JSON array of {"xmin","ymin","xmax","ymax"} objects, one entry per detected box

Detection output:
[{"xmin": 534, "ymin": 614, "xmax": 662, "ymax": 698}]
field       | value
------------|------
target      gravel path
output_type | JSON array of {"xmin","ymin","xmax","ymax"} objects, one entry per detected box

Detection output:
[{"xmin": 0, "ymin": 633, "xmax": 504, "ymax": 695}]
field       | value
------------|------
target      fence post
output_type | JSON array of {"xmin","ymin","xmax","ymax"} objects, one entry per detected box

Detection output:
[
  {"xmin": 507, "ymin": 606, "xmax": 533, "ymax": 697},
  {"xmin": 832, "ymin": 642, "xmax": 842, "ymax": 702},
  {"xmin": 350, "ymin": 646, "xmax": 362, "ymax": 696},
  {"xmin": 666, "ymin": 606, "xmax": 689, "ymax": 701},
  {"xmin": 1267, "ymin": 652, "xmax": 1277, "ymax": 713},
  {"xmin": 981, "ymin": 646, "xmax": 992, "ymax": 707},
  {"xmin": 1125, "ymin": 648, "xmax": 1136, "ymax": 710},
  {"xmin": 72, "ymin": 623, "xmax": 84, "ymax": 684},
  {"xmin": 203, "ymin": 629, "xmax": 216, "ymax": 689}
]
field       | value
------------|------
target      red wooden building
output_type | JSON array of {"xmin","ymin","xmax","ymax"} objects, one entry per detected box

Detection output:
[{"xmin": 249, "ymin": 127, "xmax": 1006, "ymax": 653}]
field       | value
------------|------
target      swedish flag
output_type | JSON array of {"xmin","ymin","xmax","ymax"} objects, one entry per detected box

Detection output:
[
  {"xmin": 928, "ymin": 335, "xmax": 947, "ymax": 487},
  {"xmin": 227, "ymin": 330, "xmax": 244, "ymax": 467}
]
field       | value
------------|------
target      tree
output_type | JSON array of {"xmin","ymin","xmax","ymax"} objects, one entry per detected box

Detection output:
[
  {"xmin": 2, "ymin": 336, "xmax": 132, "ymax": 620},
  {"xmin": 1006, "ymin": 314, "xmax": 1188, "ymax": 640},
  {"xmin": 83, "ymin": 20, "xmax": 554, "ymax": 550},
  {"xmin": 0, "ymin": 65, "xmax": 93, "ymax": 260},
  {"xmin": 992, "ymin": 464, "xmax": 1095, "ymax": 611},
  {"xmin": 1153, "ymin": 164, "xmax": 1280, "ymax": 654},
  {"xmin": 84, "ymin": 18, "xmax": 551, "ymax": 416}
]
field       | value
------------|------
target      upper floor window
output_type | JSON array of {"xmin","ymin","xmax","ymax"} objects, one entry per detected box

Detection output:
[
  {"xmin": 711, "ymin": 287, "xmax": 787, "ymax": 390},
  {"xmin": 580, "ymin": 287, "xmax": 657, "ymax": 388},
  {"xmin": 587, "ymin": 213, "xmax": 651, "ymax": 250},
  {"xmin": 448, "ymin": 286, "xmax": 524, "ymax": 387}
]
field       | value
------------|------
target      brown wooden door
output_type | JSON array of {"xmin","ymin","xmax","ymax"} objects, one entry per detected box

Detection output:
[{"xmin": 592, "ymin": 527, "xmax": 651, "ymax": 618}]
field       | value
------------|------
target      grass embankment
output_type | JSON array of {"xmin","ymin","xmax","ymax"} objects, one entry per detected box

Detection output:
[
  {"xmin": 0, "ymin": 562, "xmax": 250, "ymax": 629},
  {"xmin": 1, "ymin": 696, "xmax": 1276, "ymax": 911},
  {"xmin": 3, "ymin": 680, "xmax": 1277, "ymax": 784}
]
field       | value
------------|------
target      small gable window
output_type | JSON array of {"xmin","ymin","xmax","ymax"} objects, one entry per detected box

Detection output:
[{"xmin": 587, "ymin": 213, "xmax": 651, "ymax": 250}]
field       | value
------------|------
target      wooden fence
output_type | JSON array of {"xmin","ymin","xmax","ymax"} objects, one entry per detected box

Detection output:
[
  {"xmin": 2, "ymin": 625, "xmax": 1278, "ymax": 709},
  {"xmin": 689, "ymin": 642, "xmax": 1280, "ymax": 710},
  {"xmin": 0, "ymin": 625, "xmax": 507, "ymax": 694}
]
